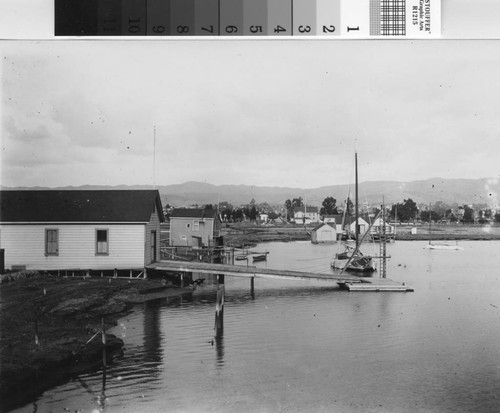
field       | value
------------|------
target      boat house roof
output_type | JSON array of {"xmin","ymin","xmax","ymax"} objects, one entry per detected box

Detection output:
[
  {"xmin": 170, "ymin": 208, "xmax": 219, "ymax": 220},
  {"xmin": 0, "ymin": 190, "xmax": 164, "ymax": 223},
  {"xmin": 312, "ymin": 222, "xmax": 335, "ymax": 232}
]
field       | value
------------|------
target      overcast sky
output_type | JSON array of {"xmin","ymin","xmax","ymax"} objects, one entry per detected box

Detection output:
[{"xmin": 1, "ymin": 37, "xmax": 500, "ymax": 189}]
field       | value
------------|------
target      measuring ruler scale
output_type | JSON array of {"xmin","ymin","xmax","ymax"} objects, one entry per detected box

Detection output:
[{"xmin": 54, "ymin": 0, "xmax": 440, "ymax": 38}]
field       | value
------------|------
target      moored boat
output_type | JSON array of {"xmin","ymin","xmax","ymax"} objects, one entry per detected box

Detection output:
[
  {"xmin": 252, "ymin": 254, "xmax": 268, "ymax": 262},
  {"xmin": 331, "ymin": 152, "xmax": 376, "ymax": 274}
]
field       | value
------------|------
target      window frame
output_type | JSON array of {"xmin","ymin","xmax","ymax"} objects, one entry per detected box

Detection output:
[
  {"xmin": 45, "ymin": 228, "xmax": 59, "ymax": 256},
  {"xmin": 95, "ymin": 228, "xmax": 109, "ymax": 256}
]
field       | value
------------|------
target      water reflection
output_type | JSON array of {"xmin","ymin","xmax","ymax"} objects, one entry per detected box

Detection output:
[
  {"xmin": 214, "ymin": 279, "xmax": 225, "ymax": 367},
  {"xmin": 14, "ymin": 241, "xmax": 500, "ymax": 413},
  {"xmin": 143, "ymin": 299, "xmax": 163, "ymax": 367}
]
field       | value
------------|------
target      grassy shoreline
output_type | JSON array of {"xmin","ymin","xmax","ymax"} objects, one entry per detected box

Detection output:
[
  {"xmin": 222, "ymin": 222, "xmax": 500, "ymax": 245},
  {"xmin": 0, "ymin": 273, "xmax": 193, "ymax": 412}
]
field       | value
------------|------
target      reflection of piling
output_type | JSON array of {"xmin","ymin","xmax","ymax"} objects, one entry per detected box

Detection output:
[
  {"xmin": 99, "ymin": 318, "xmax": 107, "ymax": 409},
  {"xmin": 101, "ymin": 318, "xmax": 107, "ymax": 368},
  {"xmin": 0, "ymin": 249, "xmax": 5, "ymax": 274},
  {"xmin": 214, "ymin": 274, "xmax": 224, "ymax": 338},
  {"xmin": 250, "ymin": 276, "xmax": 255, "ymax": 298}
]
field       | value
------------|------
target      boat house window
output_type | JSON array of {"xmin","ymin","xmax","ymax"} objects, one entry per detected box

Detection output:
[
  {"xmin": 45, "ymin": 229, "xmax": 59, "ymax": 256},
  {"xmin": 96, "ymin": 229, "xmax": 109, "ymax": 255},
  {"xmin": 193, "ymin": 220, "xmax": 200, "ymax": 231}
]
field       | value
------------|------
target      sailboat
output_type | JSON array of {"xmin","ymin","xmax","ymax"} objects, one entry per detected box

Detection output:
[
  {"xmin": 331, "ymin": 153, "xmax": 376, "ymax": 273},
  {"xmin": 425, "ymin": 203, "xmax": 463, "ymax": 250}
]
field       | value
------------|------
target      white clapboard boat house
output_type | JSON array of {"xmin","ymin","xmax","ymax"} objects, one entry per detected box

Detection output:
[
  {"xmin": 311, "ymin": 223, "xmax": 337, "ymax": 244},
  {"xmin": 0, "ymin": 190, "xmax": 164, "ymax": 271}
]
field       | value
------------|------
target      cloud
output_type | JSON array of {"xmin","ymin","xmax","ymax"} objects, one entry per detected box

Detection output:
[{"xmin": 2, "ymin": 40, "xmax": 500, "ymax": 188}]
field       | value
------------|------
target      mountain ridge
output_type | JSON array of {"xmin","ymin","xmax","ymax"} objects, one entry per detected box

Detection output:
[{"xmin": 2, "ymin": 177, "xmax": 498, "ymax": 208}]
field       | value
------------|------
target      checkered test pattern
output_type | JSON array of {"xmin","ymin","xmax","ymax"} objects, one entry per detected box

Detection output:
[{"xmin": 370, "ymin": 0, "xmax": 406, "ymax": 36}]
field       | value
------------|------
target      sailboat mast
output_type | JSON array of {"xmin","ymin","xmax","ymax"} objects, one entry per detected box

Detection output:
[
  {"xmin": 355, "ymin": 152, "xmax": 359, "ymax": 250},
  {"xmin": 428, "ymin": 202, "xmax": 432, "ymax": 244}
]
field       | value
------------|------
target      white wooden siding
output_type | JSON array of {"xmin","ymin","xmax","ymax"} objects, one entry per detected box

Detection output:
[{"xmin": 0, "ymin": 224, "xmax": 145, "ymax": 270}]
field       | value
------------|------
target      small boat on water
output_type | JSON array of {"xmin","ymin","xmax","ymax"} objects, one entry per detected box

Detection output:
[
  {"xmin": 425, "ymin": 242, "xmax": 463, "ymax": 250},
  {"xmin": 425, "ymin": 203, "xmax": 463, "ymax": 250},
  {"xmin": 252, "ymin": 254, "xmax": 268, "ymax": 262},
  {"xmin": 333, "ymin": 244, "xmax": 376, "ymax": 273},
  {"xmin": 235, "ymin": 255, "xmax": 248, "ymax": 261}
]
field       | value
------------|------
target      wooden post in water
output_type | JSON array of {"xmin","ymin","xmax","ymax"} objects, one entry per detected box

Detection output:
[
  {"xmin": 380, "ymin": 203, "xmax": 387, "ymax": 279},
  {"xmin": 250, "ymin": 275, "xmax": 255, "ymax": 298},
  {"xmin": 0, "ymin": 249, "xmax": 4, "ymax": 275},
  {"xmin": 101, "ymin": 318, "xmax": 107, "ymax": 367},
  {"xmin": 214, "ymin": 274, "xmax": 224, "ymax": 338}
]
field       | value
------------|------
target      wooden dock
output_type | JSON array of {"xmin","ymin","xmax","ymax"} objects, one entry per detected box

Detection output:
[
  {"xmin": 148, "ymin": 260, "xmax": 360, "ymax": 282},
  {"xmin": 338, "ymin": 278, "xmax": 414, "ymax": 292},
  {"xmin": 147, "ymin": 260, "xmax": 413, "ymax": 291}
]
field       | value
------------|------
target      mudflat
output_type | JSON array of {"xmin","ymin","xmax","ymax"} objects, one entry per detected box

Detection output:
[{"xmin": 0, "ymin": 273, "xmax": 191, "ymax": 412}]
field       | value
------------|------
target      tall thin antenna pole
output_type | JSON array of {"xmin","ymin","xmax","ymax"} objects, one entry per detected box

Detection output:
[
  {"xmin": 355, "ymin": 152, "xmax": 359, "ymax": 250},
  {"xmin": 153, "ymin": 126, "xmax": 156, "ymax": 189}
]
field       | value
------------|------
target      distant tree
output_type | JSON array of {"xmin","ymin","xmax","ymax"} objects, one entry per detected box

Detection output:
[
  {"xmin": 462, "ymin": 205, "xmax": 474, "ymax": 223},
  {"xmin": 219, "ymin": 202, "xmax": 233, "ymax": 222},
  {"xmin": 392, "ymin": 198, "xmax": 418, "ymax": 222},
  {"xmin": 249, "ymin": 205, "xmax": 258, "ymax": 221},
  {"xmin": 495, "ymin": 212, "xmax": 500, "ymax": 223},
  {"xmin": 320, "ymin": 196, "xmax": 338, "ymax": 216},
  {"xmin": 420, "ymin": 210, "xmax": 441, "ymax": 223},
  {"xmin": 292, "ymin": 197, "xmax": 304, "ymax": 209},
  {"xmin": 268, "ymin": 211, "xmax": 279, "ymax": 220},
  {"xmin": 232, "ymin": 208, "xmax": 244, "ymax": 222},
  {"xmin": 432, "ymin": 201, "xmax": 449, "ymax": 220},
  {"xmin": 284, "ymin": 199, "xmax": 292, "ymax": 220},
  {"xmin": 344, "ymin": 197, "xmax": 354, "ymax": 217},
  {"xmin": 204, "ymin": 204, "xmax": 214, "ymax": 210}
]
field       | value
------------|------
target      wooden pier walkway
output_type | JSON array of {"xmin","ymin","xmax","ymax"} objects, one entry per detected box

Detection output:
[
  {"xmin": 147, "ymin": 260, "xmax": 413, "ymax": 291},
  {"xmin": 148, "ymin": 260, "xmax": 359, "ymax": 282}
]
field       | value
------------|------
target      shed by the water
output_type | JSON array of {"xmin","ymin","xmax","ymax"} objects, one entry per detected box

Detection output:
[
  {"xmin": 169, "ymin": 208, "xmax": 222, "ymax": 249},
  {"xmin": 0, "ymin": 190, "xmax": 164, "ymax": 271},
  {"xmin": 311, "ymin": 223, "xmax": 337, "ymax": 243}
]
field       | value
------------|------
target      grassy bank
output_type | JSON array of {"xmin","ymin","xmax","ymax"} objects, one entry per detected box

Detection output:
[
  {"xmin": 0, "ymin": 272, "xmax": 192, "ymax": 412},
  {"xmin": 222, "ymin": 222, "xmax": 500, "ymax": 244}
]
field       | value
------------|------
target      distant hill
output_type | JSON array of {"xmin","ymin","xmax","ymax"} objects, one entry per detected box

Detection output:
[{"xmin": 3, "ymin": 178, "xmax": 499, "ymax": 209}]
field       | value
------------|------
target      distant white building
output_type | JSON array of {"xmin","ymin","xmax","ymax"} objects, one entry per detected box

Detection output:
[
  {"xmin": 349, "ymin": 217, "xmax": 370, "ymax": 237},
  {"xmin": 293, "ymin": 206, "xmax": 320, "ymax": 224},
  {"xmin": 323, "ymin": 215, "xmax": 343, "ymax": 233},
  {"xmin": 370, "ymin": 217, "xmax": 395, "ymax": 237}
]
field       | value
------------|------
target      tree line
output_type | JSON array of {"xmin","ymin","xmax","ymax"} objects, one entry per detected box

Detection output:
[{"xmin": 165, "ymin": 196, "xmax": 500, "ymax": 224}]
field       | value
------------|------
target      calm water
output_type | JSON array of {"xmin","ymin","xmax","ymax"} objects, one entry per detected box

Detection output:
[{"xmin": 11, "ymin": 240, "xmax": 500, "ymax": 413}]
